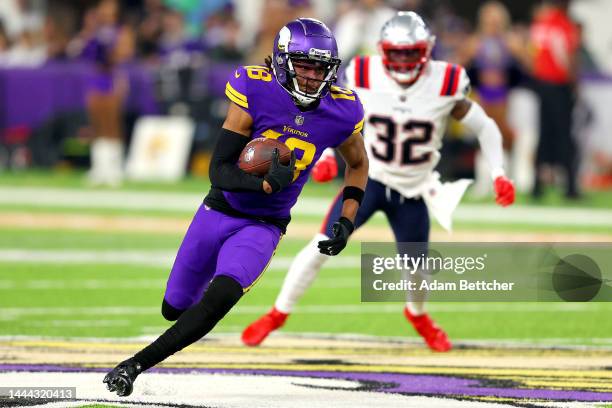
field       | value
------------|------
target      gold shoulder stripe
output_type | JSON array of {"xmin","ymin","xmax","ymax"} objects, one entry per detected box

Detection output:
[
  {"xmin": 226, "ymin": 88, "xmax": 249, "ymax": 108},
  {"xmin": 330, "ymin": 84, "xmax": 355, "ymax": 100},
  {"xmin": 353, "ymin": 118, "xmax": 364, "ymax": 131},
  {"xmin": 225, "ymin": 83, "xmax": 248, "ymax": 109},
  {"xmin": 331, "ymin": 93, "xmax": 356, "ymax": 101},
  {"xmin": 225, "ymin": 82, "xmax": 247, "ymax": 102},
  {"xmin": 330, "ymin": 85, "xmax": 352, "ymax": 94}
]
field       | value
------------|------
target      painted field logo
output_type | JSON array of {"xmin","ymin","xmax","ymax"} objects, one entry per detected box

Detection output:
[{"xmin": 0, "ymin": 337, "xmax": 611, "ymax": 407}]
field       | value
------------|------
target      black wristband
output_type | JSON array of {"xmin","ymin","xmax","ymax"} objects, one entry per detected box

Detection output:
[
  {"xmin": 337, "ymin": 216, "xmax": 355, "ymax": 235},
  {"xmin": 342, "ymin": 186, "xmax": 365, "ymax": 205}
]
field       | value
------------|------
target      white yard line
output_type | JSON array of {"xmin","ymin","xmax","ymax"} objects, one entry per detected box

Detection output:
[
  {"xmin": 0, "ymin": 306, "xmax": 158, "ymax": 319},
  {"xmin": 0, "ymin": 303, "xmax": 608, "ymax": 321},
  {"xmin": 0, "ymin": 277, "xmax": 357, "ymax": 290},
  {"xmin": 26, "ymin": 319, "xmax": 132, "ymax": 327},
  {"xmin": 0, "ymin": 278, "xmax": 164, "ymax": 290},
  {"xmin": 0, "ymin": 249, "xmax": 360, "ymax": 270},
  {"xmin": 1, "ymin": 186, "xmax": 611, "ymax": 226},
  {"xmin": 0, "ymin": 186, "xmax": 205, "ymax": 212},
  {"xmin": 0, "ymin": 249, "xmax": 178, "ymax": 267}
]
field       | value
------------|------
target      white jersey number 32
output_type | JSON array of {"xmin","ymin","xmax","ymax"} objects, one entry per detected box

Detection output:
[{"xmin": 368, "ymin": 115, "xmax": 434, "ymax": 165}]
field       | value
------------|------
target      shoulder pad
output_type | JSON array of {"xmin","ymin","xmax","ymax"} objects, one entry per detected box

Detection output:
[{"xmin": 225, "ymin": 65, "xmax": 274, "ymax": 110}]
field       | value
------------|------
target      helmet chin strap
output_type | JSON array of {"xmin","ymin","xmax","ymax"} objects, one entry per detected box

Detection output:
[
  {"xmin": 271, "ymin": 62, "xmax": 313, "ymax": 106},
  {"xmin": 286, "ymin": 58, "xmax": 335, "ymax": 106},
  {"xmin": 290, "ymin": 76, "xmax": 326, "ymax": 106}
]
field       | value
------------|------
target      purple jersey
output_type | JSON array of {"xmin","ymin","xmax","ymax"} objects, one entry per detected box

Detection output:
[
  {"xmin": 81, "ymin": 25, "xmax": 120, "ymax": 67},
  {"xmin": 222, "ymin": 65, "xmax": 364, "ymax": 219},
  {"xmin": 81, "ymin": 25, "xmax": 121, "ymax": 93},
  {"xmin": 473, "ymin": 36, "xmax": 512, "ymax": 102}
]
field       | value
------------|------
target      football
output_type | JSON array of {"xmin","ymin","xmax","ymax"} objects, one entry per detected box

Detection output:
[{"xmin": 238, "ymin": 138, "xmax": 292, "ymax": 176}]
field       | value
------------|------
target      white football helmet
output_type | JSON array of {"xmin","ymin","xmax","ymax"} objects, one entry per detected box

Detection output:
[{"xmin": 378, "ymin": 11, "xmax": 436, "ymax": 85}]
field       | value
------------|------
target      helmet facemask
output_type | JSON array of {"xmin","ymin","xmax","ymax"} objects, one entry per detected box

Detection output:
[
  {"xmin": 378, "ymin": 11, "xmax": 436, "ymax": 86},
  {"xmin": 379, "ymin": 38, "xmax": 434, "ymax": 85},
  {"xmin": 274, "ymin": 51, "xmax": 340, "ymax": 106}
]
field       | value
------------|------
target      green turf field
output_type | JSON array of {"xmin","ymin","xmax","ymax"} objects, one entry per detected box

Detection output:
[{"xmin": 0, "ymin": 171, "xmax": 611, "ymax": 347}]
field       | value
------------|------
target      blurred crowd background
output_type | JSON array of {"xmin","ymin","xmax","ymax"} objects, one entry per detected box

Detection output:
[{"xmin": 0, "ymin": 0, "xmax": 611, "ymax": 199}]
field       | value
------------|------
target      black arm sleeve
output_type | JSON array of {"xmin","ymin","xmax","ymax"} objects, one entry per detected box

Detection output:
[{"xmin": 208, "ymin": 128, "xmax": 264, "ymax": 192}]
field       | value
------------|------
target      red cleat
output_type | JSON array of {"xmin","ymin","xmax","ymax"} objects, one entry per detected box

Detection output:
[
  {"xmin": 404, "ymin": 307, "xmax": 452, "ymax": 352},
  {"xmin": 241, "ymin": 307, "xmax": 288, "ymax": 347}
]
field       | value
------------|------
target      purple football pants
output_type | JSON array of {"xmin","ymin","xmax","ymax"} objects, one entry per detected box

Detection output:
[{"xmin": 164, "ymin": 204, "xmax": 282, "ymax": 310}]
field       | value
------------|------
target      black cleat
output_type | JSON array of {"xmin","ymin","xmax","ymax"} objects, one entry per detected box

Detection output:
[{"xmin": 103, "ymin": 359, "xmax": 142, "ymax": 397}]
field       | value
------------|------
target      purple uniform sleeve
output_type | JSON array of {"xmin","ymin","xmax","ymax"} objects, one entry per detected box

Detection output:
[
  {"xmin": 351, "ymin": 91, "xmax": 365, "ymax": 136},
  {"xmin": 345, "ymin": 57, "xmax": 366, "ymax": 134},
  {"xmin": 329, "ymin": 85, "xmax": 365, "ymax": 146},
  {"xmin": 225, "ymin": 66, "xmax": 250, "ymax": 113}
]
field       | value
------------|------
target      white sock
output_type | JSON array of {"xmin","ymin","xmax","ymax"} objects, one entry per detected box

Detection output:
[
  {"xmin": 90, "ymin": 139, "xmax": 124, "ymax": 186},
  {"xmin": 406, "ymin": 269, "xmax": 428, "ymax": 316},
  {"xmin": 88, "ymin": 138, "xmax": 108, "ymax": 184},
  {"xmin": 105, "ymin": 139, "xmax": 124, "ymax": 186},
  {"xmin": 275, "ymin": 233, "xmax": 330, "ymax": 314},
  {"xmin": 406, "ymin": 301, "xmax": 426, "ymax": 316}
]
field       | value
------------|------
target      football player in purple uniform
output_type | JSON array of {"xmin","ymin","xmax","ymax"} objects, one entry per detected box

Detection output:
[{"xmin": 103, "ymin": 18, "xmax": 368, "ymax": 397}]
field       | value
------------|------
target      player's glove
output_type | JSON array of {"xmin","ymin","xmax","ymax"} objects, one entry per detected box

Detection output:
[
  {"xmin": 311, "ymin": 155, "xmax": 338, "ymax": 183},
  {"xmin": 264, "ymin": 148, "xmax": 296, "ymax": 193},
  {"xmin": 317, "ymin": 217, "xmax": 354, "ymax": 256},
  {"xmin": 494, "ymin": 176, "xmax": 515, "ymax": 207}
]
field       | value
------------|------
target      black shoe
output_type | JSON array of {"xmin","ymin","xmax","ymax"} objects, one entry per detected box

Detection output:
[{"xmin": 103, "ymin": 358, "xmax": 142, "ymax": 397}]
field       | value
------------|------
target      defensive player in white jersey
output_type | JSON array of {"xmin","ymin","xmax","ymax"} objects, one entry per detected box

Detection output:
[{"xmin": 242, "ymin": 12, "xmax": 515, "ymax": 352}]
